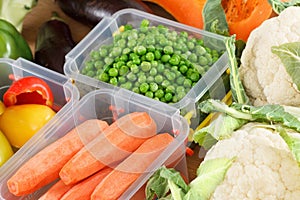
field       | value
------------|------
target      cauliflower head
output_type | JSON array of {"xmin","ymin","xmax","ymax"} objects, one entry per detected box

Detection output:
[
  {"xmin": 204, "ymin": 122, "xmax": 300, "ymax": 200},
  {"xmin": 239, "ymin": 6, "xmax": 300, "ymax": 106}
]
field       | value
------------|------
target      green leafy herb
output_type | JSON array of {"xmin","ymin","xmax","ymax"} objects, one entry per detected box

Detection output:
[
  {"xmin": 268, "ymin": 0, "xmax": 300, "ymax": 14},
  {"xmin": 185, "ymin": 157, "xmax": 235, "ymax": 200},
  {"xmin": 202, "ymin": 0, "xmax": 229, "ymax": 36},
  {"xmin": 277, "ymin": 127, "xmax": 300, "ymax": 166},
  {"xmin": 224, "ymin": 35, "xmax": 250, "ymax": 105},
  {"xmin": 145, "ymin": 158, "xmax": 235, "ymax": 200},
  {"xmin": 271, "ymin": 42, "xmax": 300, "ymax": 90},
  {"xmin": 193, "ymin": 113, "xmax": 247, "ymax": 149},
  {"xmin": 146, "ymin": 166, "xmax": 189, "ymax": 200}
]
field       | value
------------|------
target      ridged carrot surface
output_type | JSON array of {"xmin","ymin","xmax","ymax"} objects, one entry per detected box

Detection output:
[
  {"xmin": 7, "ymin": 119, "xmax": 109, "ymax": 196},
  {"xmin": 59, "ymin": 112, "xmax": 157, "ymax": 185}
]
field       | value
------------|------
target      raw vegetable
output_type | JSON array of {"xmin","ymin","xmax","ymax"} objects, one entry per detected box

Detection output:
[
  {"xmin": 0, "ymin": 19, "xmax": 33, "ymax": 60},
  {"xmin": 268, "ymin": 0, "xmax": 300, "ymax": 14},
  {"xmin": 0, "ymin": 100, "xmax": 5, "ymax": 115},
  {"xmin": 239, "ymin": 6, "xmax": 300, "ymax": 106},
  {"xmin": 271, "ymin": 42, "xmax": 300, "ymax": 91},
  {"xmin": 146, "ymin": 158, "xmax": 234, "ymax": 200},
  {"xmin": 55, "ymin": 0, "xmax": 153, "ymax": 27},
  {"xmin": 3, "ymin": 76, "xmax": 54, "ymax": 108},
  {"xmin": 81, "ymin": 19, "xmax": 222, "ymax": 104},
  {"xmin": 38, "ymin": 180, "xmax": 74, "ymax": 200},
  {"xmin": 220, "ymin": 0, "xmax": 273, "ymax": 41},
  {"xmin": 142, "ymin": 0, "xmax": 206, "ymax": 29},
  {"xmin": 7, "ymin": 119, "xmax": 109, "ymax": 196},
  {"xmin": 60, "ymin": 167, "xmax": 113, "ymax": 200},
  {"xmin": 91, "ymin": 133, "xmax": 174, "ymax": 200},
  {"xmin": 147, "ymin": 123, "xmax": 300, "ymax": 200},
  {"xmin": 0, "ymin": 130, "xmax": 14, "ymax": 167},
  {"xmin": 34, "ymin": 12, "xmax": 76, "ymax": 74},
  {"xmin": 59, "ymin": 112, "xmax": 157, "ymax": 185},
  {"xmin": 0, "ymin": 104, "xmax": 56, "ymax": 148},
  {"xmin": 0, "ymin": 0, "xmax": 37, "ymax": 32}
]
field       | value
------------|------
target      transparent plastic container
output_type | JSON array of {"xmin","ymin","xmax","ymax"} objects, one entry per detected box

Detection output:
[
  {"xmin": 64, "ymin": 9, "xmax": 229, "ymax": 114},
  {"xmin": 0, "ymin": 88, "xmax": 189, "ymax": 199},
  {"xmin": 0, "ymin": 58, "xmax": 79, "ymax": 183}
]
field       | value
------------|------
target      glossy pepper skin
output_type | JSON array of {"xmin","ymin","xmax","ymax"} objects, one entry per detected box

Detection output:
[
  {"xmin": 0, "ymin": 130, "xmax": 14, "ymax": 167},
  {"xmin": 0, "ymin": 104, "xmax": 56, "ymax": 148},
  {"xmin": 0, "ymin": 19, "xmax": 33, "ymax": 60}
]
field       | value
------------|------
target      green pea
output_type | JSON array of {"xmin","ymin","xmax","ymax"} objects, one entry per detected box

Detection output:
[
  {"xmin": 141, "ymin": 61, "xmax": 151, "ymax": 72},
  {"xmin": 157, "ymin": 63, "xmax": 165, "ymax": 72},
  {"xmin": 190, "ymin": 72, "xmax": 200, "ymax": 82},
  {"xmin": 108, "ymin": 68, "xmax": 118, "ymax": 77},
  {"xmin": 199, "ymin": 56, "xmax": 208, "ymax": 66},
  {"xmin": 154, "ymin": 50, "xmax": 162, "ymax": 60},
  {"xmin": 154, "ymin": 74, "xmax": 163, "ymax": 83},
  {"xmin": 147, "ymin": 76, "xmax": 154, "ymax": 83},
  {"xmin": 155, "ymin": 89, "xmax": 164, "ymax": 98},
  {"xmin": 120, "ymin": 82, "xmax": 132, "ymax": 90},
  {"xmin": 109, "ymin": 77, "xmax": 118, "ymax": 85},
  {"xmin": 164, "ymin": 92, "xmax": 173, "ymax": 102},
  {"xmin": 166, "ymin": 85, "xmax": 175, "ymax": 93},
  {"xmin": 99, "ymin": 48, "xmax": 108, "ymax": 57},
  {"xmin": 104, "ymin": 57, "xmax": 114, "ymax": 65},
  {"xmin": 139, "ymin": 82, "xmax": 150, "ymax": 93},
  {"xmin": 145, "ymin": 91, "xmax": 154, "ymax": 98},
  {"xmin": 86, "ymin": 71, "xmax": 95, "ymax": 77},
  {"xmin": 162, "ymin": 80, "xmax": 170, "ymax": 88},
  {"xmin": 149, "ymin": 68, "xmax": 157, "ymax": 76},
  {"xmin": 176, "ymin": 76, "xmax": 185, "ymax": 85},
  {"xmin": 179, "ymin": 65, "xmax": 188, "ymax": 74},
  {"xmin": 150, "ymin": 82, "xmax": 159, "ymax": 92},
  {"xmin": 118, "ymin": 76, "xmax": 126, "ymax": 84},
  {"xmin": 135, "ymin": 45, "xmax": 147, "ymax": 55},
  {"xmin": 122, "ymin": 47, "xmax": 131, "ymax": 55},
  {"xmin": 118, "ymin": 65, "xmax": 128, "ymax": 76},
  {"xmin": 130, "ymin": 64, "xmax": 139, "ymax": 73},
  {"xmin": 163, "ymin": 46, "xmax": 173, "ymax": 55},
  {"xmin": 132, "ymin": 87, "xmax": 140, "ymax": 94},
  {"xmin": 169, "ymin": 54, "xmax": 181, "ymax": 66},
  {"xmin": 183, "ymin": 78, "xmax": 192, "ymax": 88},
  {"xmin": 138, "ymin": 74, "xmax": 147, "ymax": 83},
  {"xmin": 161, "ymin": 54, "xmax": 171, "ymax": 63},
  {"xmin": 98, "ymin": 72, "xmax": 109, "ymax": 82},
  {"xmin": 126, "ymin": 72, "xmax": 137, "ymax": 81},
  {"xmin": 145, "ymin": 52, "xmax": 155, "ymax": 61},
  {"xmin": 166, "ymin": 72, "xmax": 176, "ymax": 81}
]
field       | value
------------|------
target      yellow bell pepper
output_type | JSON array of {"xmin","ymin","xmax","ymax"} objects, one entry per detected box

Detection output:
[
  {"xmin": 0, "ymin": 104, "xmax": 56, "ymax": 148},
  {"xmin": 0, "ymin": 130, "xmax": 13, "ymax": 167}
]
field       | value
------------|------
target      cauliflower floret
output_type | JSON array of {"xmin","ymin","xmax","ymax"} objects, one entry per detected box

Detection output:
[
  {"xmin": 204, "ymin": 123, "xmax": 300, "ymax": 200},
  {"xmin": 239, "ymin": 6, "xmax": 300, "ymax": 106}
]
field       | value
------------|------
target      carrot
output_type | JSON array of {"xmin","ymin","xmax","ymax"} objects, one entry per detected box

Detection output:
[
  {"xmin": 59, "ymin": 112, "xmax": 157, "ymax": 185},
  {"xmin": 60, "ymin": 167, "xmax": 113, "ymax": 200},
  {"xmin": 38, "ymin": 180, "xmax": 73, "ymax": 200},
  {"xmin": 7, "ymin": 119, "xmax": 109, "ymax": 196},
  {"xmin": 91, "ymin": 133, "xmax": 174, "ymax": 200}
]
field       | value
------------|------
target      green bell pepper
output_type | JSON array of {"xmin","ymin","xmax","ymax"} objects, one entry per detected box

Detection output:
[{"xmin": 0, "ymin": 19, "xmax": 33, "ymax": 60}]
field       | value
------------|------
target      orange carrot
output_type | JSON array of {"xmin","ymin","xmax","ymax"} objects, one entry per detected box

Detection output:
[
  {"xmin": 91, "ymin": 133, "xmax": 174, "ymax": 200},
  {"xmin": 38, "ymin": 180, "xmax": 73, "ymax": 200},
  {"xmin": 7, "ymin": 119, "xmax": 109, "ymax": 196},
  {"xmin": 60, "ymin": 167, "xmax": 113, "ymax": 200},
  {"xmin": 59, "ymin": 112, "xmax": 157, "ymax": 185}
]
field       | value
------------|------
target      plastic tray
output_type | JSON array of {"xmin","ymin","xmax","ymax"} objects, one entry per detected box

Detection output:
[
  {"xmin": 0, "ymin": 88, "xmax": 189, "ymax": 199},
  {"xmin": 0, "ymin": 58, "xmax": 79, "ymax": 176},
  {"xmin": 64, "ymin": 9, "xmax": 229, "ymax": 114}
]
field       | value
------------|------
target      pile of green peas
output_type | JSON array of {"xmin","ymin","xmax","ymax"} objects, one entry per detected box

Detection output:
[{"xmin": 81, "ymin": 19, "xmax": 221, "ymax": 104}]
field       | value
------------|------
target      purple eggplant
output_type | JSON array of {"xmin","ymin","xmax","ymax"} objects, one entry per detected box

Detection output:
[
  {"xmin": 55, "ymin": 0, "xmax": 153, "ymax": 27},
  {"xmin": 34, "ymin": 12, "xmax": 76, "ymax": 74}
]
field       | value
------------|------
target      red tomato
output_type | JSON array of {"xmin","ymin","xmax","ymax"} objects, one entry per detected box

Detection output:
[{"xmin": 3, "ymin": 76, "xmax": 54, "ymax": 108}]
